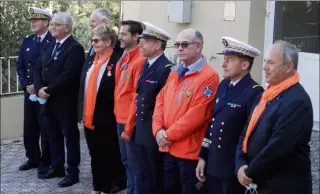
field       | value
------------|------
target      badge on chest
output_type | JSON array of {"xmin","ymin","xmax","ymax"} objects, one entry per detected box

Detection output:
[
  {"xmin": 227, "ymin": 103, "xmax": 241, "ymax": 108},
  {"xmin": 107, "ymin": 64, "xmax": 113, "ymax": 77}
]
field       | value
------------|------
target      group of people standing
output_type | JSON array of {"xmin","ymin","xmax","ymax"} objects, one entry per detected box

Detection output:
[{"xmin": 17, "ymin": 6, "xmax": 314, "ymax": 194}]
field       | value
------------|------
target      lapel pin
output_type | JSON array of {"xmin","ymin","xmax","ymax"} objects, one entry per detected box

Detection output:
[{"xmin": 186, "ymin": 90, "xmax": 191, "ymax": 97}]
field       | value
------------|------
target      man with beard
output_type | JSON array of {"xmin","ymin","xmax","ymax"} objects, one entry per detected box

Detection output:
[{"xmin": 114, "ymin": 20, "xmax": 145, "ymax": 194}]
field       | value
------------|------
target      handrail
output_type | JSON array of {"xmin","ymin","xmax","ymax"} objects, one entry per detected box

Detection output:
[{"xmin": 0, "ymin": 47, "xmax": 177, "ymax": 96}]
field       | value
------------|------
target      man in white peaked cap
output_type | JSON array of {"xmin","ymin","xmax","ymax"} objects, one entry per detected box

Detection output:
[
  {"xmin": 121, "ymin": 21, "xmax": 174, "ymax": 194},
  {"xmin": 16, "ymin": 7, "xmax": 54, "ymax": 179},
  {"xmin": 196, "ymin": 36, "xmax": 264, "ymax": 194}
]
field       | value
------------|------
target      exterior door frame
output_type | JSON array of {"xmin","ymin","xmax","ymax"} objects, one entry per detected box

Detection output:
[{"xmin": 262, "ymin": 1, "xmax": 275, "ymax": 87}]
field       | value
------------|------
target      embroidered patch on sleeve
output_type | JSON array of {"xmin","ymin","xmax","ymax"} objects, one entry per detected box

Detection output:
[{"xmin": 203, "ymin": 87, "xmax": 213, "ymax": 98}]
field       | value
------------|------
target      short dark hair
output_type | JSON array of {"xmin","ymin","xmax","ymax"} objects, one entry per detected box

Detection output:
[
  {"xmin": 121, "ymin": 20, "xmax": 143, "ymax": 36},
  {"xmin": 160, "ymin": 41, "xmax": 167, "ymax": 51},
  {"xmin": 239, "ymin": 56, "xmax": 254, "ymax": 71}
]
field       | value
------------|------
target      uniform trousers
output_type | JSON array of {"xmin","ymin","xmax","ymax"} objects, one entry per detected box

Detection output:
[
  {"xmin": 84, "ymin": 125, "xmax": 123, "ymax": 193},
  {"xmin": 23, "ymin": 91, "xmax": 50, "ymax": 166},
  {"xmin": 164, "ymin": 153, "xmax": 206, "ymax": 194},
  {"xmin": 205, "ymin": 175, "xmax": 245, "ymax": 194},
  {"xmin": 130, "ymin": 141, "xmax": 164, "ymax": 194}
]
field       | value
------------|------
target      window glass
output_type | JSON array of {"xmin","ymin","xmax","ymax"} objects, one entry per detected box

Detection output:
[{"xmin": 274, "ymin": 1, "xmax": 320, "ymax": 54}]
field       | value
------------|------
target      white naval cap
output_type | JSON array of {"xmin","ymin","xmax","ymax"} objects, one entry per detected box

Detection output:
[
  {"xmin": 217, "ymin": 36, "xmax": 261, "ymax": 58},
  {"xmin": 139, "ymin": 22, "xmax": 172, "ymax": 42},
  {"xmin": 28, "ymin": 7, "xmax": 53, "ymax": 20}
]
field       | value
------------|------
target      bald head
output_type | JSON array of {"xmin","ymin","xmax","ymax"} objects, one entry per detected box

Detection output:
[
  {"xmin": 175, "ymin": 28, "xmax": 203, "ymax": 66},
  {"xmin": 178, "ymin": 28, "xmax": 203, "ymax": 46}
]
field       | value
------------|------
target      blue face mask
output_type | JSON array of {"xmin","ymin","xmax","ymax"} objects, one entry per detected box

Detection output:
[
  {"xmin": 37, "ymin": 97, "xmax": 47, "ymax": 104},
  {"xmin": 29, "ymin": 94, "xmax": 38, "ymax": 102}
]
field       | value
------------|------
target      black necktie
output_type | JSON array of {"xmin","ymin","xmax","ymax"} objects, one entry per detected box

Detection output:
[
  {"xmin": 179, "ymin": 66, "xmax": 189, "ymax": 79},
  {"xmin": 52, "ymin": 42, "xmax": 61, "ymax": 57},
  {"xmin": 142, "ymin": 61, "xmax": 150, "ymax": 75},
  {"xmin": 37, "ymin": 37, "xmax": 41, "ymax": 44}
]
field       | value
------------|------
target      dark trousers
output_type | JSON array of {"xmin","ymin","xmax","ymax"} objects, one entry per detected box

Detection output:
[
  {"xmin": 130, "ymin": 142, "xmax": 164, "ymax": 194},
  {"xmin": 205, "ymin": 175, "xmax": 245, "ymax": 194},
  {"xmin": 44, "ymin": 111, "xmax": 80, "ymax": 177},
  {"xmin": 117, "ymin": 123, "xmax": 138, "ymax": 194},
  {"xmin": 84, "ymin": 125, "xmax": 124, "ymax": 193},
  {"xmin": 23, "ymin": 92, "xmax": 50, "ymax": 165},
  {"xmin": 164, "ymin": 153, "xmax": 205, "ymax": 194}
]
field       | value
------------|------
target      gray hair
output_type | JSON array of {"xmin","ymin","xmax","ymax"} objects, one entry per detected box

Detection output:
[
  {"xmin": 53, "ymin": 12, "xmax": 73, "ymax": 30},
  {"xmin": 273, "ymin": 40, "xmax": 299, "ymax": 70},
  {"xmin": 193, "ymin": 30, "xmax": 203, "ymax": 45},
  {"xmin": 92, "ymin": 8, "xmax": 110, "ymax": 24}
]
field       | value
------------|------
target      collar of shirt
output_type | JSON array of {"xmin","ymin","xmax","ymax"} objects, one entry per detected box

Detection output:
[
  {"xmin": 122, "ymin": 45, "xmax": 141, "ymax": 63},
  {"xmin": 172, "ymin": 55, "xmax": 206, "ymax": 74},
  {"xmin": 230, "ymin": 79, "xmax": 241, "ymax": 86},
  {"xmin": 37, "ymin": 31, "xmax": 48, "ymax": 42},
  {"xmin": 56, "ymin": 34, "xmax": 71, "ymax": 45},
  {"xmin": 148, "ymin": 54, "xmax": 162, "ymax": 67}
]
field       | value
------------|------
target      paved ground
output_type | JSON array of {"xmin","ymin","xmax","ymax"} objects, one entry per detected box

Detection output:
[{"xmin": 1, "ymin": 124, "xmax": 319, "ymax": 194}]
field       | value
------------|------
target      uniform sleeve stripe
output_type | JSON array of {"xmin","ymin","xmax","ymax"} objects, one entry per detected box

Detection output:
[
  {"xmin": 202, "ymin": 138, "xmax": 211, "ymax": 144},
  {"xmin": 202, "ymin": 142, "xmax": 210, "ymax": 148}
]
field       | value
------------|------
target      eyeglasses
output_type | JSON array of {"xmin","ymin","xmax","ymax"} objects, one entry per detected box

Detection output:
[
  {"xmin": 91, "ymin": 38, "xmax": 101, "ymax": 44},
  {"xmin": 173, "ymin": 42, "xmax": 198, "ymax": 49}
]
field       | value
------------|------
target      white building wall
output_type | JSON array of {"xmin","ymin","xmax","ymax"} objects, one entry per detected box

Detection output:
[{"xmin": 122, "ymin": 1, "xmax": 265, "ymax": 82}]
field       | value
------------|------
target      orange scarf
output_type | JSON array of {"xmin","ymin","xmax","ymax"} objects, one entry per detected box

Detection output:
[
  {"xmin": 242, "ymin": 73, "xmax": 300, "ymax": 153},
  {"xmin": 84, "ymin": 50, "xmax": 113, "ymax": 130}
]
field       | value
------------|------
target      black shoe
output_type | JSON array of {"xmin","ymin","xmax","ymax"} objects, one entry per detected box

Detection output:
[
  {"xmin": 19, "ymin": 160, "xmax": 39, "ymax": 171},
  {"xmin": 38, "ymin": 168, "xmax": 65, "ymax": 179},
  {"xmin": 57, "ymin": 175, "xmax": 79, "ymax": 187},
  {"xmin": 37, "ymin": 163, "xmax": 49, "ymax": 177}
]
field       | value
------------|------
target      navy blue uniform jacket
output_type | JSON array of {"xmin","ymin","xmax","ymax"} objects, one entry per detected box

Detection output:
[
  {"xmin": 199, "ymin": 73, "xmax": 264, "ymax": 179},
  {"xmin": 133, "ymin": 53, "xmax": 173, "ymax": 148},
  {"xmin": 16, "ymin": 32, "xmax": 54, "ymax": 90}
]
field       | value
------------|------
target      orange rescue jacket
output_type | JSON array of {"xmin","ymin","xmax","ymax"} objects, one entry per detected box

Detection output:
[
  {"xmin": 152, "ymin": 59, "xmax": 219, "ymax": 160},
  {"xmin": 114, "ymin": 45, "xmax": 145, "ymax": 124}
]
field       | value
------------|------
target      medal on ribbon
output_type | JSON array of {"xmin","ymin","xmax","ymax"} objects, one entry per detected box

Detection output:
[{"xmin": 107, "ymin": 64, "xmax": 113, "ymax": 77}]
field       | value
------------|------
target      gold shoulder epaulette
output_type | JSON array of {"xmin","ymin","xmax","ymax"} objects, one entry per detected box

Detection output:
[
  {"xmin": 252, "ymin": 85, "xmax": 262, "ymax": 88},
  {"xmin": 165, "ymin": 64, "xmax": 174, "ymax": 68}
]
